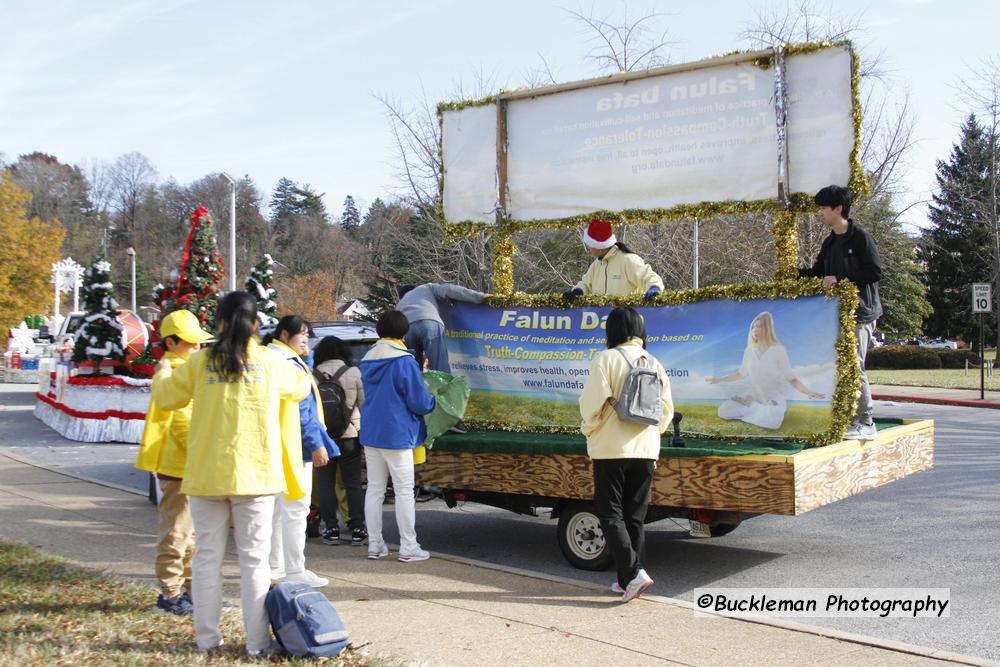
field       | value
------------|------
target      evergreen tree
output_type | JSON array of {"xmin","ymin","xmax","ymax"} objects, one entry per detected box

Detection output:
[
  {"xmin": 72, "ymin": 254, "xmax": 125, "ymax": 368},
  {"xmin": 269, "ymin": 177, "xmax": 298, "ymax": 223},
  {"xmin": 173, "ymin": 206, "xmax": 225, "ymax": 331},
  {"xmin": 363, "ymin": 197, "xmax": 387, "ymax": 226},
  {"xmin": 924, "ymin": 114, "xmax": 997, "ymax": 348},
  {"xmin": 342, "ymin": 195, "xmax": 361, "ymax": 236},
  {"xmin": 291, "ymin": 183, "xmax": 328, "ymax": 223},
  {"xmin": 245, "ymin": 253, "xmax": 278, "ymax": 326}
]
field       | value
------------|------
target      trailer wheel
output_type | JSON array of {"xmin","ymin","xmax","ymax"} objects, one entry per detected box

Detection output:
[
  {"xmin": 708, "ymin": 521, "xmax": 740, "ymax": 537},
  {"xmin": 557, "ymin": 502, "xmax": 612, "ymax": 571}
]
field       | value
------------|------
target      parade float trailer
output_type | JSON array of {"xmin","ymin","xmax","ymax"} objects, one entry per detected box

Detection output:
[
  {"xmin": 33, "ymin": 309, "xmax": 151, "ymax": 443},
  {"xmin": 415, "ymin": 40, "xmax": 935, "ymax": 570}
]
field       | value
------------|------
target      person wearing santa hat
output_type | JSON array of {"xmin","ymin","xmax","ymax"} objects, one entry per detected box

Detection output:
[{"xmin": 563, "ymin": 219, "xmax": 664, "ymax": 300}]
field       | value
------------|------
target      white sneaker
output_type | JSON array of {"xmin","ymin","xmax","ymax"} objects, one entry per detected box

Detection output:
[
  {"xmin": 367, "ymin": 542, "xmax": 389, "ymax": 560},
  {"xmin": 398, "ymin": 545, "xmax": 430, "ymax": 562},
  {"xmin": 283, "ymin": 569, "xmax": 328, "ymax": 588},
  {"xmin": 845, "ymin": 422, "xmax": 877, "ymax": 440},
  {"xmin": 611, "ymin": 582, "xmax": 624, "ymax": 594},
  {"xmin": 621, "ymin": 569, "xmax": 654, "ymax": 602}
]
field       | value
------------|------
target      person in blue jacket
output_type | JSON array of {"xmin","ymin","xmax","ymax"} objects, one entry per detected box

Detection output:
[
  {"xmin": 265, "ymin": 315, "xmax": 339, "ymax": 588},
  {"xmin": 360, "ymin": 310, "xmax": 436, "ymax": 562}
]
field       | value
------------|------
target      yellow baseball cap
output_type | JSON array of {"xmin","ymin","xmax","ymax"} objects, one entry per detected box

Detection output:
[{"xmin": 159, "ymin": 309, "xmax": 213, "ymax": 344}]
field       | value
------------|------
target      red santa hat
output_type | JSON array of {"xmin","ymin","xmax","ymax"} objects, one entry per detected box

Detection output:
[{"xmin": 583, "ymin": 219, "xmax": 616, "ymax": 249}]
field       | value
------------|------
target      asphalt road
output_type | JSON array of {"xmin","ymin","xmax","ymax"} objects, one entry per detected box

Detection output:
[{"xmin": 2, "ymin": 385, "xmax": 996, "ymax": 660}]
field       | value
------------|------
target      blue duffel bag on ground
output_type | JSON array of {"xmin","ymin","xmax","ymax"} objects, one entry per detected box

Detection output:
[{"xmin": 265, "ymin": 582, "xmax": 349, "ymax": 657}]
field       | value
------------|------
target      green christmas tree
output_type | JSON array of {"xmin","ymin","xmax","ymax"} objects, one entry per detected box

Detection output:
[
  {"xmin": 173, "ymin": 206, "xmax": 225, "ymax": 331},
  {"xmin": 245, "ymin": 253, "xmax": 278, "ymax": 326},
  {"xmin": 72, "ymin": 255, "xmax": 125, "ymax": 368}
]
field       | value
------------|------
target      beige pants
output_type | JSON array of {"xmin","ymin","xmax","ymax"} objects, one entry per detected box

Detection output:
[
  {"xmin": 189, "ymin": 494, "xmax": 275, "ymax": 653},
  {"xmin": 155, "ymin": 477, "xmax": 194, "ymax": 598}
]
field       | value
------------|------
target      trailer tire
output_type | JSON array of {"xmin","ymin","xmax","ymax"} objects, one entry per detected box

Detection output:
[
  {"xmin": 708, "ymin": 521, "xmax": 740, "ymax": 537},
  {"xmin": 557, "ymin": 502, "xmax": 612, "ymax": 571}
]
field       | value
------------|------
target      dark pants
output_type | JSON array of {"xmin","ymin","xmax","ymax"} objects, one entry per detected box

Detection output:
[
  {"xmin": 592, "ymin": 458, "xmax": 655, "ymax": 588},
  {"xmin": 314, "ymin": 437, "xmax": 365, "ymax": 531}
]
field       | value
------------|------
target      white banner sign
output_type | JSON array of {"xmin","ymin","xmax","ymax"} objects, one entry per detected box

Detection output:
[{"xmin": 441, "ymin": 45, "xmax": 854, "ymax": 224}]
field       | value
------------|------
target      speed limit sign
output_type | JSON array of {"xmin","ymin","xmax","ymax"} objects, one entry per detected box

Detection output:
[{"xmin": 973, "ymin": 283, "xmax": 992, "ymax": 313}]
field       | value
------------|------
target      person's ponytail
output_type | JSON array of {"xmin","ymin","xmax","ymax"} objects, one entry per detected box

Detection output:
[{"xmin": 208, "ymin": 291, "xmax": 258, "ymax": 380}]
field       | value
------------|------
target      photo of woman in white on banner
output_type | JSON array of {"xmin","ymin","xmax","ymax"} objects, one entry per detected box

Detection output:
[{"xmin": 705, "ymin": 312, "xmax": 824, "ymax": 430}]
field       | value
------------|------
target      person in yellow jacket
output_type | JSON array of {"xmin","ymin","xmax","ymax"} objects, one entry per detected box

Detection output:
[
  {"xmin": 564, "ymin": 218, "xmax": 664, "ymax": 299},
  {"xmin": 578, "ymin": 306, "xmax": 673, "ymax": 603},
  {"xmin": 264, "ymin": 315, "xmax": 339, "ymax": 589},
  {"xmin": 135, "ymin": 309, "xmax": 212, "ymax": 616},
  {"xmin": 151, "ymin": 292, "xmax": 311, "ymax": 657}
]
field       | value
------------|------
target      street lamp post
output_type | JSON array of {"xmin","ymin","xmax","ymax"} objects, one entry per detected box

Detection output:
[
  {"xmin": 126, "ymin": 247, "xmax": 137, "ymax": 312},
  {"xmin": 221, "ymin": 173, "xmax": 237, "ymax": 292}
]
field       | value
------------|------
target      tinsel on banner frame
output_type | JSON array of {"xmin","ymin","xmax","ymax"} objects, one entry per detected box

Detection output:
[{"xmin": 436, "ymin": 40, "xmax": 866, "ymax": 296}]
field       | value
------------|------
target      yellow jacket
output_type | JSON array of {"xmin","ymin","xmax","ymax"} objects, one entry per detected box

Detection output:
[
  {"xmin": 574, "ymin": 245, "xmax": 664, "ymax": 296},
  {"xmin": 135, "ymin": 352, "xmax": 190, "ymax": 478},
  {"xmin": 578, "ymin": 338, "xmax": 674, "ymax": 460},
  {"xmin": 151, "ymin": 339, "xmax": 311, "ymax": 498},
  {"xmin": 268, "ymin": 340, "xmax": 331, "ymax": 497}
]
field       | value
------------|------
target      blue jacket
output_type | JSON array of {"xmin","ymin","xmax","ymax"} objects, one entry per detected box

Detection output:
[
  {"xmin": 360, "ymin": 338, "xmax": 435, "ymax": 449},
  {"xmin": 269, "ymin": 342, "xmax": 339, "ymax": 460}
]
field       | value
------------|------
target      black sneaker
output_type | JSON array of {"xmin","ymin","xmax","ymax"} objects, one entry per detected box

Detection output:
[
  {"xmin": 321, "ymin": 527, "xmax": 340, "ymax": 545},
  {"xmin": 351, "ymin": 527, "xmax": 368, "ymax": 546},
  {"xmin": 156, "ymin": 593, "xmax": 193, "ymax": 616},
  {"xmin": 449, "ymin": 420, "xmax": 468, "ymax": 434}
]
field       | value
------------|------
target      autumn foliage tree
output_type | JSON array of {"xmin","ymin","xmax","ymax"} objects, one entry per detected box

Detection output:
[
  {"xmin": 275, "ymin": 271, "xmax": 338, "ymax": 321},
  {"xmin": 0, "ymin": 177, "xmax": 65, "ymax": 348}
]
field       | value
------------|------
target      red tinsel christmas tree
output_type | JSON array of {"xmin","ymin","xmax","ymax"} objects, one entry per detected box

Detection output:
[{"xmin": 173, "ymin": 206, "xmax": 225, "ymax": 331}]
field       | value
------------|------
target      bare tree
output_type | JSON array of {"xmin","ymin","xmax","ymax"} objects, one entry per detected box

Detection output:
[
  {"xmin": 740, "ymin": 0, "xmax": 887, "ymax": 80},
  {"xmin": 564, "ymin": 4, "xmax": 674, "ymax": 73},
  {"xmin": 109, "ymin": 152, "xmax": 157, "ymax": 236}
]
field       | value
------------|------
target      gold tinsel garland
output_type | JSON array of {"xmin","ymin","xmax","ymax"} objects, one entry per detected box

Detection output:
[
  {"xmin": 771, "ymin": 210, "xmax": 799, "ymax": 281},
  {"xmin": 492, "ymin": 231, "xmax": 515, "ymax": 296},
  {"xmin": 437, "ymin": 41, "xmax": 866, "ymax": 241},
  {"xmin": 434, "ymin": 42, "xmax": 866, "ymax": 445},
  {"xmin": 475, "ymin": 279, "xmax": 861, "ymax": 446}
]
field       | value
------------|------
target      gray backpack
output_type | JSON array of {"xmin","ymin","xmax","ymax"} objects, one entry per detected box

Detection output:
[{"xmin": 613, "ymin": 348, "xmax": 664, "ymax": 426}]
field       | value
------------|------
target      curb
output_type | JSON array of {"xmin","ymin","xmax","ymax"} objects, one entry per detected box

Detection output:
[{"xmin": 874, "ymin": 393, "xmax": 1000, "ymax": 410}]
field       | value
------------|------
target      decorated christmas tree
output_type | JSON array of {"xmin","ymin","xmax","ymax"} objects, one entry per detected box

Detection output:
[
  {"xmin": 173, "ymin": 206, "xmax": 225, "ymax": 331},
  {"xmin": 245, "ymin": 253, "xmax": 278, "ymax": 326},
  {"xmin": 72, "ymin": 255, "xmax": 125, "ymax": 368}
]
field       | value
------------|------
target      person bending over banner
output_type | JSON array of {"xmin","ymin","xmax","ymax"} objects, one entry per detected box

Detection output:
[
  {"xmin": 397, "ymin": 283, "xmax": 489, "ymax": 373},
  {"xmin": 706, "ymin": 311, "xmax": 824, "ymax": 431},
  {"xmin": 563, "ymin": 219, "xmax": 664, "ymax": 300}
]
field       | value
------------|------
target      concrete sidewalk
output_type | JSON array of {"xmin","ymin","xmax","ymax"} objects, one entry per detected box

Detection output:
[
  {"xmin": 0, "ymin": 453, "xmax": 990, "ymax": 666},
  {"xmin": 872, "ymin": 384, "xmax": 1000, "ymax": 409}
]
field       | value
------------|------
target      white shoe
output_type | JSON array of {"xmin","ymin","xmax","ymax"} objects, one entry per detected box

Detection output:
[
  {"xmin": 621, "ymin": 569, "xmax": 653, "ymax": 602},
  {"xmin": 398, "ymin": 545, "xmax": 430, "ymax": 562},
  {"xmin": 283, "ymin": 569, "xmax": 328, "ymax": 588},
  {"xmin": 611, "ymin": 582, "xmax": 624, "ymax": 594},
  {"xmin": 367, "ymin": 542, "xmax": 389, "ymax": 560},
  {"xmin": 845, "ymin": 422, "xmax": 877, "ymax": 440}
]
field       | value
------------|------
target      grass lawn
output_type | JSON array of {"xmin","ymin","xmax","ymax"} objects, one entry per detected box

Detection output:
[
  {"xmin": 868, "ymin": 369, "xmax": 1000, "ymax": 391},
  {"xmin": 676, "ymin": 402, "xmax": 832, "ymax": 438},
  {"xmin": 0, "ymin": 541, "xmax": 370, "ymax": 666}
]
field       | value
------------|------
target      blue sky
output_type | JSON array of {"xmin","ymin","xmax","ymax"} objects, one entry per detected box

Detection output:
[{"xmin": 1, "ymin": 0, "xmax": 996, "ymax": 229}]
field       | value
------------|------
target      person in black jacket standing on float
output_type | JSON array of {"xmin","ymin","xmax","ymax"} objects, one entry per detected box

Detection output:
[{"xmin": 799, "ymin": 185, "xmax": 882, "ymax": 441}]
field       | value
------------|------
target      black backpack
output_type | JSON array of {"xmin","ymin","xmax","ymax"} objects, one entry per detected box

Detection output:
[{"xmin": 314, "ymin": 366, "xmax": 351, "ymax": 439}]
